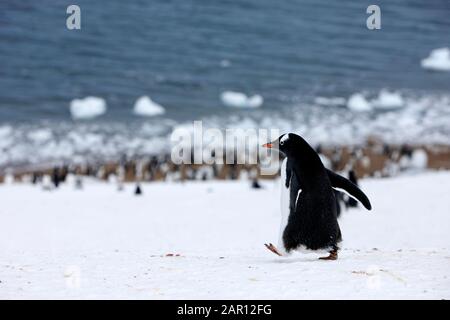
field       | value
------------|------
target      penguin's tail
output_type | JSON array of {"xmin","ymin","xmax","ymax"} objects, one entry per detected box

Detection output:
[{"xmin": 326, "ymin": 169, "xmax": 372, "ymax": 210}]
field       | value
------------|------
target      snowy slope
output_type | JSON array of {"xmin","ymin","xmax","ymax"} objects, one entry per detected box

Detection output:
[{"xmin": 1, "ymin": 172, "xmax": 449, "ymax": 299}]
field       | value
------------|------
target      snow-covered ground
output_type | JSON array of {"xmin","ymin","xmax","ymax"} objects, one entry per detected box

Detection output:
[{"xmin": 1, "ymin": 172, "xmax": 449, "ymax": 299}]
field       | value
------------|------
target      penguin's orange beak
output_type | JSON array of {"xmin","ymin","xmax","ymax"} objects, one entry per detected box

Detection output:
[{"xmin": 262, "ymin": 143, "xmax": 273, "ymax": 148}]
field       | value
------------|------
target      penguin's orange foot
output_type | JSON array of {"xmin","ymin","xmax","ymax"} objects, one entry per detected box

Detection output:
[
  {"xmin": 319, "ymin": 250, "xmax": 338, "ymax": 261},
  {"xmin": 264, "ymin": 243, "xmax": 283, "ymax": 256}
]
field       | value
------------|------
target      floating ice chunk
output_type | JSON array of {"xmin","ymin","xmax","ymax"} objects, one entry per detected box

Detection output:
[
  {"xmin": 372, "ymin": 90, "xmax": 404, "ymax": 110},
  {"xmin": 221, "ymin": 91, "xmax": 263, "ymax": 108},
  {"xmin": 421, "ymin": 48, "xmax": 450, "ymax": 71},
  {"xmin": 70, "ymin": 97, "xmax": 107, "ymax": 120},
  {"xmin": 133, "ymin": 96, "xmax": 165, "ymax": 117},
  {"xmin": 347, "ymin": 93, "xmax": 372, "ymax": 112}
]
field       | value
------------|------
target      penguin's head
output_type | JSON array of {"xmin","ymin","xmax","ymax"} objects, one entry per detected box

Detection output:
[{"xmin": 262, "ymin": 133, "xmax": 298, "ymax": 156}]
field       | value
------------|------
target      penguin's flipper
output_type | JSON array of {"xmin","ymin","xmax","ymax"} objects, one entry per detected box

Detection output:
[
  {"xmin": 285, "ymin": 158, "xmax": 302, "ymax": 212},
  {"xmin": 289, "ymin": 171, "xmax": 302, "ymax": 212},
  {"xmin": 326, "ymin": 169, "xmax": 372, "ymax": 210},
  {"xmin": 285, "ymin": 160, "xmax": 292, "ymax": 188}
]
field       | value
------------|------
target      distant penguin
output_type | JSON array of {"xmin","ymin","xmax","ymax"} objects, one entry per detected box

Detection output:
[
  {"xmin": 134, "ymin": 183, "xmax": 142, "ymax": 195},
  {"xmin": 51, "ymin": 167, "xmax": 60, "ymax": 188},
  {"xmin": 334, "ymin": 190, "xmax": 344, "ymax": 217},
  {"xmin": 262, "ymin": 133, "xmax": 372, "ymax": 260},
  {"xmin": 410, "ymin": 149, "xmax": 428, "ymax": 170},
  {"xmin": 345, "ymin": 170, "xmax": 359, "ymax": 208},
  {"xmin": 136, "ymin": 160, "xmax": 145, "ymax": 182},
  {"xmin": 42, "ymin": 174, "xmax": 53, "ymax": 191},
  {"xmin": 196, "ymin": 166, "xmax": 213, "ymax": 181},
  {"xmin": 60, "ymin": 165, "xmax": 68, "ymax": 183},
  {"xmin": 32, "ymin": 172, "xmax": 41, "ymax": 184},
  {"xmin": 251, "ymin": 179, "xmax": 262, "ymax": 189},
  {"xmin": 3, "ymin": 172, "xmax": 14, "ymax": 185},
  {"xmin": 331, "ymin": 147, "xmax": 342, "ymax": 171},
  {"xmin": 249, "ymin": 167, "xmax": 263, "ymax": 189},
  {"xmin": 117, "ymin": 165, "xmax": 125, "ymax": 191},
  {"xmin": 75, "ymin": 175, "xmax": 83, "ymax": 190}
]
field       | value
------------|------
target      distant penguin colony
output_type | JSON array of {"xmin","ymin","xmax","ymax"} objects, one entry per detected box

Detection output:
[{"xmin": 263, "ymin": 133, "xmax": 372, "ymax": 260}]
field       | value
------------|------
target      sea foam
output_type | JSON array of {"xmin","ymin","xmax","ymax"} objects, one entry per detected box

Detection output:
[
  {"xmin": 1, "ymin": 93, "xmax": 449, "ymax": 168},
  {"xmin": 27, "ymin": 129, "xmax": 53, "ymax": 144}
]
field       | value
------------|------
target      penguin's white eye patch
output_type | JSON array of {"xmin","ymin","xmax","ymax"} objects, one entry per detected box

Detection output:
[{"xmin": 280, "ymin": 134, "xmax": 289, "ymax": 144}]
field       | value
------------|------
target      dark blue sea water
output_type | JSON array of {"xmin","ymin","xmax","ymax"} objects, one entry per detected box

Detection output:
[{"xmin": 0, "ymin": 0, "xmax": 449, "ymax": 167}]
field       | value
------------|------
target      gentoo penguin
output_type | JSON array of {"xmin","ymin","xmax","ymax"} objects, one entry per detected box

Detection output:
[
  {"xmin": 51, "ymin": 167, "xmax": 60, "ymax": 188},
  {"xmin": 134, "ymin": 183, "xmax": 142, "ymax": 195},
  {"xmin": 263, "ymin": 133, "xmax": 372, "ymax": 260}
]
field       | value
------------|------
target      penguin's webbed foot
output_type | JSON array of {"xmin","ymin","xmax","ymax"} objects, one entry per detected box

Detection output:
[
  {"xmin": 264, "ymin": 243, "xmax": 283, "ymax": 256},
  {"xmin": 318, "ymin": 249, "xmax": 338, "ymax": 261}
]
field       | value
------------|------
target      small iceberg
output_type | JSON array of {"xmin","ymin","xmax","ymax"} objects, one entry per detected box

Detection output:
[
  {"xmin": 70, "ymin": 97, "xmax": 107, "ymax": 120},
  {"xmin": 372, "ymin": 90, "xmax": 404, "ymax": 110},
  {"xmin": 421, "ymin": 48, "xmax": 450, "ymax": 72},
  {"xmin": 133, "ymin": 96, "xmax": 166, "ymax": 117},
  {"xmin": 220, "ymin": 91, "xmax": 263, "ymax": 108},
  {"xmin": 347, "ymin": 93, "xmax": 372, "ymax": 112}
]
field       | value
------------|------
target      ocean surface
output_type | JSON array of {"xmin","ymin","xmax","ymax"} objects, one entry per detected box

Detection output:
[{"xmin": 0, "ymin": 0, "xmax": 449, "ymax": 167}]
